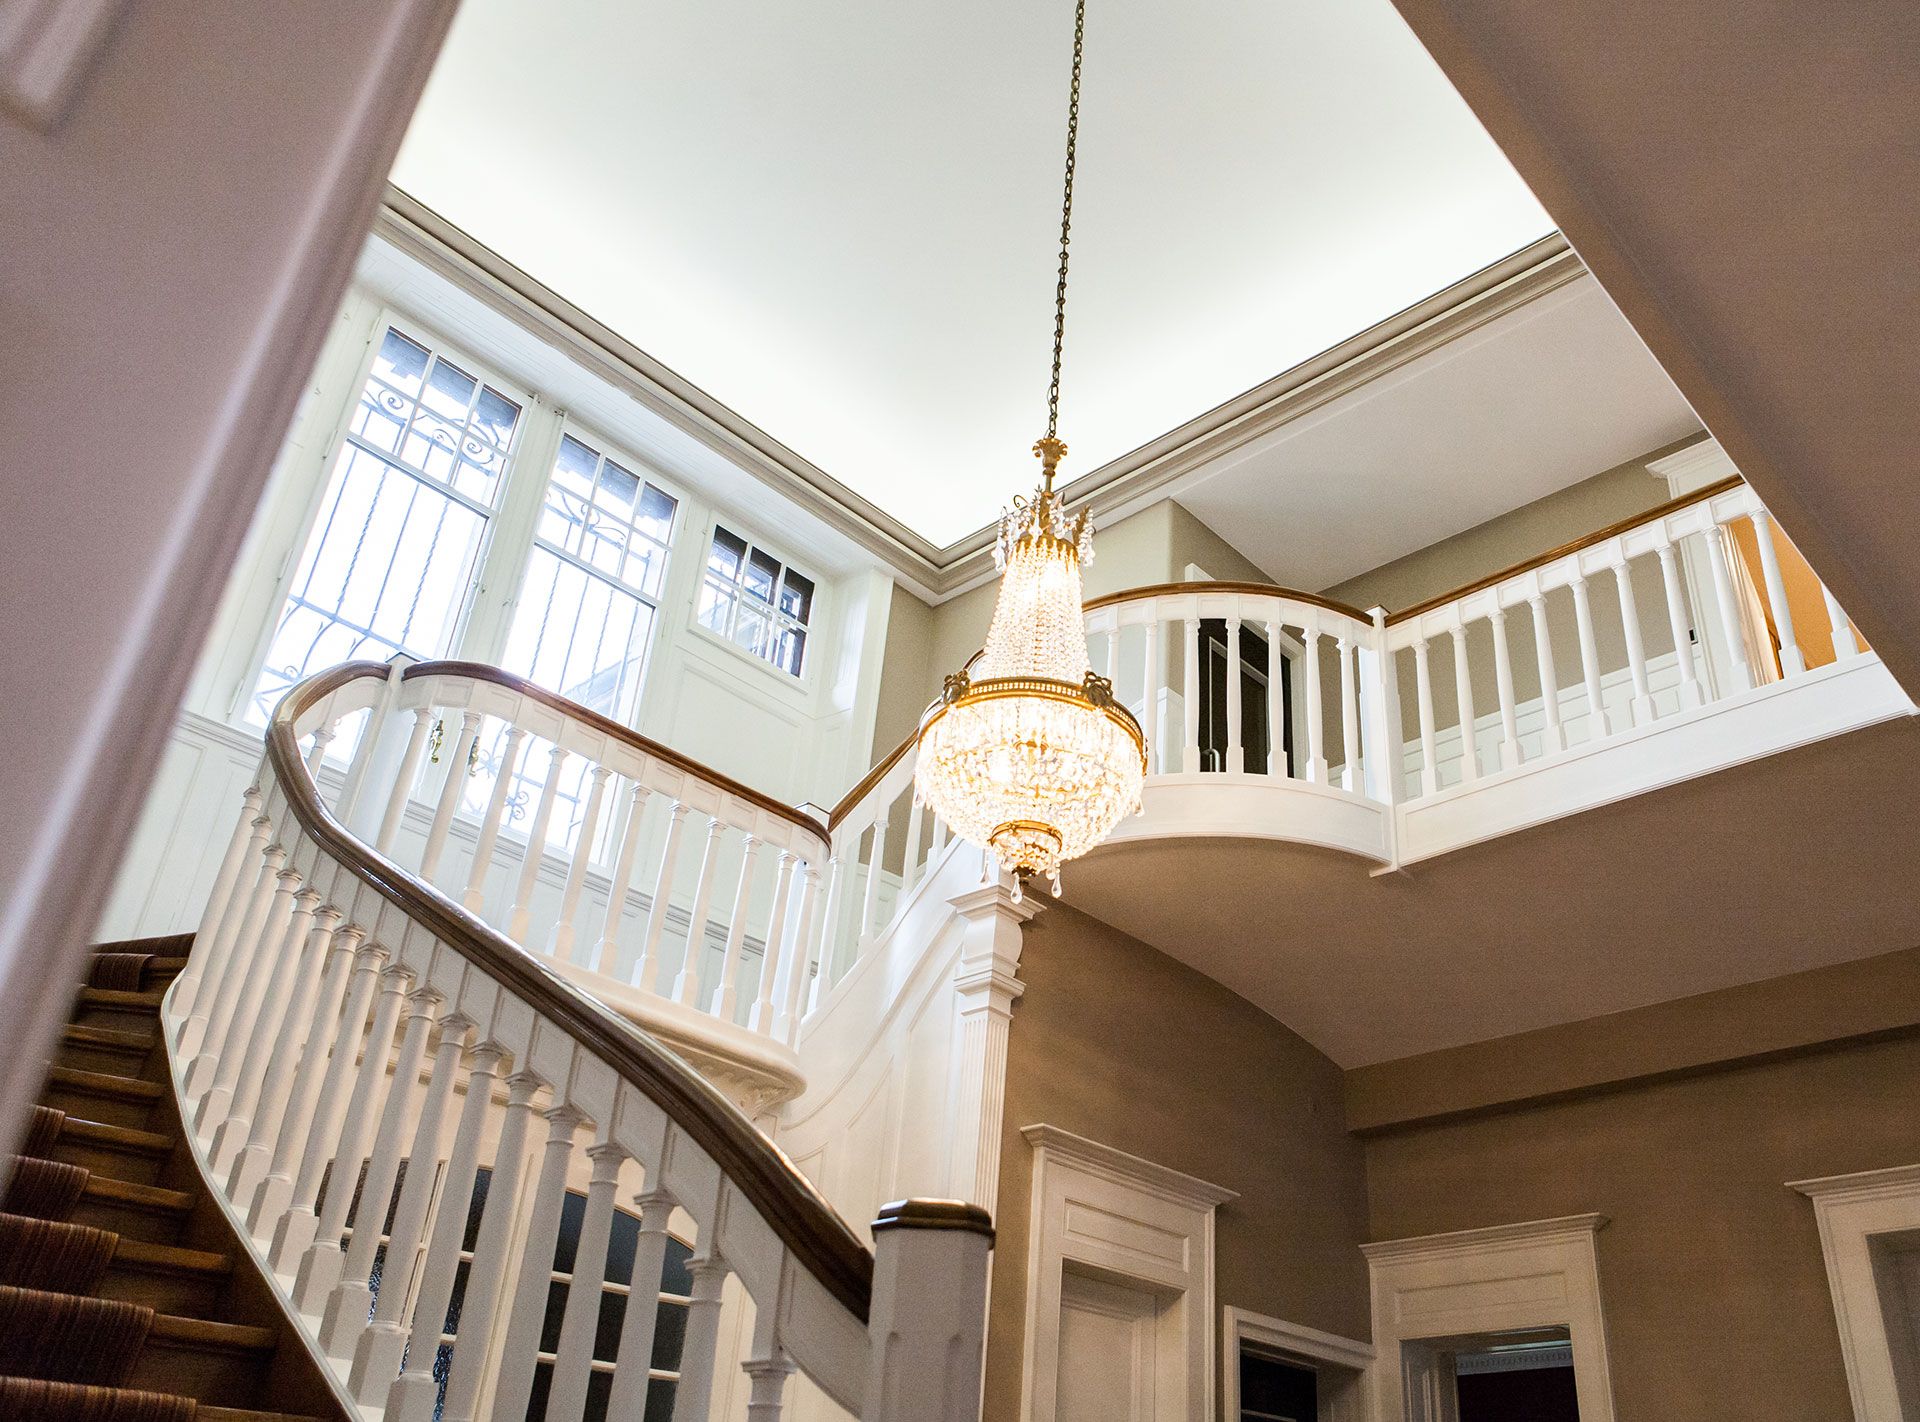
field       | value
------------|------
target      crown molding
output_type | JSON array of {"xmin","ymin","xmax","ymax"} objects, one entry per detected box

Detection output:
[
  {"xmin": 1360, "ymin": 1211, "xmax": 1607, "ymax": 1264},
  {"xmin": 1791, "ymin": 1162, "xmax": 1920, "ymax": 1207},
  {"xmin": 374, "ymin": 192, "xmax": 1579, "ymax": 602},
  {"xmin": 1020, "ymin": 1122, "xmax": 1238, "ymax": 1211}
]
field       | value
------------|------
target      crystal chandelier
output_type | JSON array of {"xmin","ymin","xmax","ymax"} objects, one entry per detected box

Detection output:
[{"xmin": 913, "ymin": 0, "xmax": 1146, "ymax": 899}]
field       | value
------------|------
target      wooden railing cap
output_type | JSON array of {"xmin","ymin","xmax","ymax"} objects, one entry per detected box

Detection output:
[{"xmin": 871, "ymin": 1198, "xmax": 996, "ymax": 1242}]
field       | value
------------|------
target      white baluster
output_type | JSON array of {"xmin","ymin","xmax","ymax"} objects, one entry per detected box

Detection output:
[
  {"xmin": 594, "ymin": 781, "xmax": 653, "ymax": 975},
  {"xmin": 548, "ymin": 1138, "xmax": 629, "ymax": 1421},
  {"xmin": 184, "ymin": 836, "xmax": 282, "ymax": 1086},
  {"xmin": 711, "ymin": 835, "xmax": 764, "ymax": 1021},
  {"xmin": 1448, "ymin": 623, "xmax": 1478, "ymax": 782},
  {"xmin": 250, "ymin": 923, "xmax": 363, "ymax": 1235},
  {"xmin": 901, "ymin": 795, "xmax": 926, "ymax": 896},
  {"xmin": 316, "ymin": 986, "xmax": 441, "ymax": 1355},
  {"xmin": 1703, "ymin": 523, "xmax": 1756, "ymax": 693},
  {"xmin": 508, "ymin": 744, "xmax": 571, "ymax": 941},
  {"xmin": 174, "ymin": 787, "xmax": 263, "ymax": 1021},
  {"xmin": 1526, "ymin": 591, "xmax": 1566, "ymax": 753},
  {"xmin": 304, "ymin": 723, "xmax": 337, "ymax": 775},
  {"xmin": 750, "ymin": 852, "xmax": 799, "ymax": 1035},
  {"xmin": 1568, "ymin": 570, "xmax": 1613, "ymax": 740},
  {"xmin": 670, "ymin": 1254, "xmax": 732, "ymax": 1422},
  {"xmin": 1655, "ymin": 540, "xmax": 1707, "ymax": 708},
  {"xmin": 348, "ymin": 1014, "xmax": 475, "ymax": 1398},
  {"xmin": 376, "ymin": 708, "xmax": 436, "ymax": 854},
  {"xmin": 275, "ymin": 944, "xmax": 395, "ymax": 1275},
  {"xmin": 289, "ymin": 959, "xmax": 410, "ymax": 1304},
  {"xmin": 931, "ymin": 816, "xmax": 950, "ymax": 859},
  {"xmin": 673, "ymin": 817, "xmax": 728, "ymax": 1005},
  {"xmin": 1411, "ymin": 637, "xmax": 1440, "ymax": 796},
  {"xmin": 419, "ymin": 710, "xmax": 483, "ymax": 882},
  {"xmin": 741, "ymin": 1303, "xmax": 796, "ymax": 1422},
  {"xmin": 1181, "ymin": 613, "xmax": 1201, "ymax": 773},
  {"xmin": 1356, "ymin": 610, "xmax": 1401, "ymax": 807},
  {"xmin": 193, "ymin": 862, "xmax": 300, "ymax": 1124},
  {"xmin": 860, "ymin": 1203, "xmax": 993, "ymax": 1422},
  {"xmin": 1141, "ymin": 619, "xmax": 1162, "ymax": 773},
  {"xmin": 226, "ymin": 901, "xmax": 339, "ymax": 1201},
  {"xmin": 438, "ymin": 1072, "xmax": 544, "ymax": 1422},
  {"xmin": 385, "ymin": 1041, "xmax": 505, "ymax": 1422},
  {"xmin": 208, "ymin": 886, "xmax": 322, "ymax": 1166},
  {"xmin": 1303, "ymin": 624, "xmax": 1326, "ymax": 783},
  {"xmin": 1224, "ymin": 611, "xmax": 1244, "ymax": 773},
  {"xmin": 637, "ymin": 801, "xmax": 692, "ymax": 991},
  {"xmin": 1101, "ymin": 625, "xmax": 1119, "ymax": 684},
  {"xmin": 1749, "ymin": 507, "xmax": 1806, "ymax": 676},
  {"xmin": 489, "ymin": 1107, "xmax": 585, "ymax": 1422},
  {"xmin": 812, "ymin": 852, "xmax": 847, "ymax": 996},
  {"xmin": 604, "ymin": 1190, "xmax": 677, "ymax": 1422},
  {"xmin": 776, "ymin": 864, "xmax": 821, "ymax": 1043},
  {"xmin": 860, "ymin": 815, "xmax": 888, "ymax": 941},
  {"xmin": 1612, "ymin": 556, "xmax": 1657, "ymax": 725},
  {"xmin": 1488, "ymin": 606, "xmax": 1523, "ymax": 769},
  {"xmin": 1823, "ymin": 583, "xmax": 1861, "ymax": 658},
  {"xmin": 464, "ymin": 725, "xmax": 528, "ymax": 914},
  {"xmin": 1337, "ymin": 635, "xmax": 1359, "ymax": 792},
  {"xmin": 1266, "ymin": 617, "xmax": 1286, "ymax": 779},
  {"xmin": 551, "ymin": 764, "xmax": 613, "ymax": 961}
]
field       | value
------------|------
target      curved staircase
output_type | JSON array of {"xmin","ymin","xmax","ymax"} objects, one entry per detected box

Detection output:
[{"xmin": 1, "ymin": 933, "xmax": 342, "ymax": 1422}]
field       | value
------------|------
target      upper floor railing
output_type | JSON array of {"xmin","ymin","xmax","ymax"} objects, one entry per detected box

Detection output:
[{"xmin": 164, "ymin": 660, "xmax": 992, "ymax": 1422}]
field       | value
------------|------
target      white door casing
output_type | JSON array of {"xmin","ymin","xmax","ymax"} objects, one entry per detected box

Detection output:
[
  {"xmin": 1792, "ymin": 1163, "xmax": 1920, "ymax": 1422},
  {"xmin": 1221, "ymin": 1307, "xmax": 1372, "ymax": 1422}
]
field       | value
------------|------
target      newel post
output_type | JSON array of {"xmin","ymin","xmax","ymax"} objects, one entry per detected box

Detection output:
[
  {"xmin": 946, "ymin": 880, "xmax": 1037, "ymax": 1213},
  {"xmin": 861, "ymin": 1200, "xmax": 995, "ymax": 1422}
]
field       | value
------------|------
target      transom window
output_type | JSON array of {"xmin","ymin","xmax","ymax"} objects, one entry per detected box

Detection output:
[
  {"xmin": 696, "ymin": 526, "xmax": 814, "ymax": 677},
  {"xmin": 247, "ymin": 326, "xmax": 522, "ymax": 726}
]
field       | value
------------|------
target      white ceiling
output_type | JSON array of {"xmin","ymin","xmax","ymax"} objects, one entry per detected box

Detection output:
[
  {"xmin": 1173, "ymin": 274, "xmax": 1705, "ymax": 589},
  {"xmin": 393, "ymin": 0, "xmax": 1554, "ymax": 548}
]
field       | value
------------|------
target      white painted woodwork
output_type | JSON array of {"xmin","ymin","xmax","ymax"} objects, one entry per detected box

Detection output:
[
  {"xmin": 1792, "ymin": 1164, "xmax": 1920, "ymax": 1422},
  {"xmin": 1487, "ymin": 607, "xmax": 1522, "ymax": 769},
  {"xmin": 1751, "ymin": 507, "xmax": 1807, "ymax": 675},
  {"xmin": 1220, "ymin": 1307, "xmax": 1372, "ymax": 1422}
]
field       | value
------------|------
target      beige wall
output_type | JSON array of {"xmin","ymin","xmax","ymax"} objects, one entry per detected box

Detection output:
[
  {"xmin": 985, "ymin": 902, "xmax": 1371, "ymax": 1418},
  {"xmin": 1362, "ymin": 1030, "xmax": 1920, "ymax": 1422}
]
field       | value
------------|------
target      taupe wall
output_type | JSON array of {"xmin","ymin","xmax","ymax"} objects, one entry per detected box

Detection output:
[
  {"xmin": 985, "ymin": 902, "xmax": 1370, "ymax": 1419},
  {"xmin": 1362, "ymin": 1030, "xmax": 1920, "ymax": 1422}
]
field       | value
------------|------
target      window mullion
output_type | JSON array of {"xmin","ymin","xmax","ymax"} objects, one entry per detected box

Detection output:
[{"xmin": 456, "ymin": 395, "xmax": 566, "ymax": 667}]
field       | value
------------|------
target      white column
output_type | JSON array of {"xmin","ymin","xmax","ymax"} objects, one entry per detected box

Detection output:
[
  {"xmin": 1568, "ymin": 570, "xmax": 1614, "ymax": 739},
  {"xmin": 604, "ymin": 1191, "xmax": 677, "ymax": 1422},
  {"xmin": 386, "ymin": 1042, "xmax": 506, "ymax": 1422},
  {"xmin": 290, "ymin": 960, "xmax": 411, "ymax": 1306},
  {"xmin": 508, "ymin": 744, "xmax": 571, "ymax": 941},
  {"xmin": 1302, "ymin": 624, "xmax": 1326, "ymax": 783},
  {"xmin": 1337, "ymin": 635, "xmax": 1359, "ymax": 792},
  {"xmin": 273, "ymin": 944, "xmax": 393, "ymax": 1274},
  {"xmin": 670, "ymin": 1255, "xmax": 732, "ymax": 1422},
  {"xmin": 464, "ymin": 725, "xmax": 528, "ymax": 915},
  {"xmin": 1448, "ymin": 624, "xmax": 1478, "ymax": 783},
  {"xmin": 1655, "ymin": 540, "xmax": 1707, "ymax": 708},
  {"xmin": 1823, "ymin": 583, "xmax": 1862, "ymax": 658},
  {"xmin": 1356, "ymin": 610, "xmax": 1401, "ymax": 808},
  {"xmin": 376, "ymin": 707, "xmax": 435, "ymax": 854},
  {"xmin": 774, "ymin": 864, "xmax": 820, "ymax": 1043},
  {"xmin": 636, "ymin": 801, "xmax": 692, "ymax": 992},
  {"xmin": 1750, "ymin": 507, "xmax": 1806, "ymax": 675},
  {"xmin": 711, "ymin": 835, "xmax": 764, "ymax": 1021},
  {"xmin": 741, "ymin": 1302, "xmax": 796, "ymax": 1422},
  {"xmin": 1612, "ymin": 557, "xmax": 1658, "ymax": 725},
  {"xmin": 944, "ymin": 884, "xmax": 1036, "ymax": 1212},
  {"xmin": 592, "ymin": 782, "xmax": 653, "ymax": 976},
  {"xmin": 1180, "ymin": 614, "xmax": 1201, "ymax": 773},
  {"xmin": 304, "ymin": 723, "xmax": 337, "ymax": 774},
  {"xmin": 1267, "ymin": 617, "xmax": 1287, "ymax": 779},
  {"xmin": 547, "ymin": 1139, "xmax": 629, "ymax": 1421},
  {"xmin": 489, "ymin": 1108, "xmax": 585, "ymax": 1422},
  {"xmin": 1526, "ymin": 592, "xmax": 1567, "ymax": 753},
  {"xmin": 1411, "ymin": 637, "xmax": 1439, "ymax": 797},
  {"xmin": 1488, "ymin": 607, "xmax": 1524, "ymax": 769},
  {"xmin": 859, "ymin": 815, "xmax": 888, "ymax": 942},
  {"xmin": 419, "ymin": 710, "xmax": 483, "ymax": 882},
  {"xmin": 250, "ymin": 922, "xmax": 362, "ymax": 1235},
  {"xmin": 174, "ymin": 787, "xmax": 263, "ymax": 1020},
  {"xmin": 208, "ymin": 885, "xmax": 323, "ymax": 1166},
  {"xmin": 860, "ymin": 1204, "xmax": 994, "ymax": 1422},
  {"xmin": 184, "ymin": 838, "xmax": 284, "ymax": 1087},
  {"xmin": 1703, "ymin": 523, "xmax": 1756, "ymax": 692},
  {"xmin": 901, "ymin": 795, "xmax": 926, "ymax": 896},
  {"xmin": 550, "ymin": 763, "xmax": 612, "ymax": 961},
  {"xmin": 1141, "ymin": 618, "xmax": 1162, "ymax": 773},
  {"xmin": 748, "ymin": 851, "xmax": 797, "ymax": 1034},
  {"xmin": 1224, "ymin": 612, "xmax": 1244, "ymax": 773},
  {"xmin": 672, "ymin": 817, "xmax": 728, "ymax": 1005}
]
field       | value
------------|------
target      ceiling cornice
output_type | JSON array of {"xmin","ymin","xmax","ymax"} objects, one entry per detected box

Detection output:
[{"xmin": 374, "ymin": 192, "xmax": 1578, "ymax": 602}]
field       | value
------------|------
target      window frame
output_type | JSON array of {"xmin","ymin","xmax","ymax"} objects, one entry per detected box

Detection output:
[{"xmin": 689, "ymin": 518, "xmax": 821, "ymax": 683}]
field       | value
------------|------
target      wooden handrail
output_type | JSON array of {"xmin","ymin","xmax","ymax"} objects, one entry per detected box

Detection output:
[
  {"xmin": 270, "ymin": 664, "xmax": 875, "ymax": 1320},
  {"xmin": 1384, "ymin": 474, "xmax": 1747, "ymax": 626},
  {"xmin": 828, "ymin": 733, "xmax": 915, "ymax": 832},
  {"xmin": 402, "ymin": 661, "xmax": 828, "ymax": 849},
  {"xmin": 1082, "ymin": 580, "xmax": 1375, "ymax": 622}
]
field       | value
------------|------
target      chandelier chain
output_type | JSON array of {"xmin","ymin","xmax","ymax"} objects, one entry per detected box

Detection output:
[{"xmin": 1045, "ymin": 0, "xmax": 1087, "ymax": 445}]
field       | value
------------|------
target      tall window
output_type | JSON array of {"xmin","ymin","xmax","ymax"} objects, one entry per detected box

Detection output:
[
  {"xmin": 247, "ymin": 327, "xmax": 522, "ymax": 725},
  {"xmin": 501, "ymin": 432, "xmax": 677, "ymax": 721},
  {"xmin": 697, "ymin": 526, "xmax": 814, "ymax": 677}
]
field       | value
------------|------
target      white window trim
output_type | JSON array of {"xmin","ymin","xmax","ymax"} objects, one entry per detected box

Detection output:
[
  {"xmin": 690, "ymin": 515, "xmax": 821, "ymax": 686},
  {"xmin": 1360, "ymin": 1213, "xmax": 1615, "ymax": 1422},
  {"xmin": 1222, "ymin": 1307, "xmax": 1372, "ymax": 1422},
  {"xmin": 1018, "ymin": 1123, "xmax": 1237, "ymax": 1422},
  {"xmin": 1791, "ymin": 1163, "xmax": 1920, "ymax": 1422}
]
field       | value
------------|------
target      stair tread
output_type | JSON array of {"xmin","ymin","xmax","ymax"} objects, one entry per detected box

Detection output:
[
  {"xmin": 83, "ymin": 1176, "xmax": 192, "ymax": 1212},
  {"xmin": 199, "ymin": 1408, "xmax": 325, "ymax": 1422},
  {"xmin": 76, "ymin": 987, "xmax": 168, "ymax": 1010},
  {"xmin": 45, "ymin": 1066, "xmax": 164, "ymax": 1102},
  {"xmin": 58, "ymin": 1117, "xmax": 174, "ymax": 1155},
  {"xmin": 91, "ymin": 933, "xmax": 196, "ymax": 956},
  {"xmin": 113, "ymin": 1237, "xmax": 232, "ymax": 1276},
  {"xmin": 147, "ymin": 1311, "xmax": 276, "ymax": 1352},
  {"xmin": 61, "ymin": 1023, "xmax": 154, "ymax": 1050}
]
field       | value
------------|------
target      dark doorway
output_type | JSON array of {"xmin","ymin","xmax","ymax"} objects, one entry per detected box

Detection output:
[
  {"xmin": 1197, "ymin": 618, "xmax": 1293, "ymax": 775},
  {"xmin": 1239, "ymin": 1349, "xmax": 1317, "ymax": 1421},
  {"xmin": 1455, "ymin": 1359, "xmax": 1579, "ymax": 1422}
]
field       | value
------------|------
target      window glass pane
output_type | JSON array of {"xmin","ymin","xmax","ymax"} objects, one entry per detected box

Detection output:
[
  {"xmin": 473, "ymin": 385, "xmax": 522, "ymax": 448},
  {"xmin": 422, "ymin": 357, "xmax": 477, "ymax": 418},
  {"xmin": 501, "ymin": 546, "xmax": 652, "ymax": 721},
  {"xmin": 708, "ymin": 526, "xmax": 747, "ymax": 579},
  {"xmin": 778, "ymin": 570, "xmax": 814, "ymax": 623},
  {"xmin": 774, "ymin": 627, "xmax": 806, "ymax": 677},
  {"xmin": 660, "ymin": 1237, "xmax": 694, "ymax": 1297},
  {"xmin": 371, "ymin": 329, "xmax": 429, "ymax": 395},
  {"xmin": 744, "ymin": 548, "xmax": 779, "ymax": 603},
  {"xmin": 637, "ymin": 484, "xmax": 677, "ymax": 544},
  {"xmin": 651, "ymin": 1299, "xmax": 689, "ymax": 1371},
  {"xmin": 697, "ymin": 579, "xmax": 734, "ymax": 636}
]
